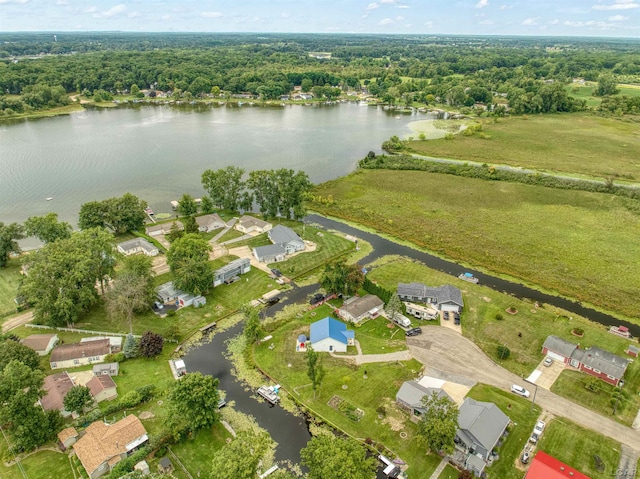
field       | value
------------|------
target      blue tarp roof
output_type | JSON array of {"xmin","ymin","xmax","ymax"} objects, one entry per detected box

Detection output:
[{"xmin": 310, "ymin": 317, "xmax": 353, "ymax": 345}]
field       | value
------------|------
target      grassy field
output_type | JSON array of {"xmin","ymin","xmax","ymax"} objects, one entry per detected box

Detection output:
[
  {"xmin": 404, "ymin": 112, "xmax": 640, "ymax": 181},
  {"xmin": 466, "ymin": 384, "xmax": 541, "ymax": 479},
  {"xmin": 0, "ymin": 440, "xmax": 74, "ymax": 479},
  {"xmin": 537, "ymin": 417, "xmax": 621, "ymax": 478},
  {"xmin": 0, "ymin": 257, "xmax": 21, "ymax": 317},
  {"xmin": 253, "ymin": 306, "xmax": 442, "ymax": 478},
  {"xmin": 311, "ymin": 169, "xmax": 640, "ymax": 319},
  {"xmin": 438, "ymin": 464, "xmax": 460, "ymax": 479},
  {"xmin": 365, "ymin": 255, "xmax": 640, "ymax": 424}
]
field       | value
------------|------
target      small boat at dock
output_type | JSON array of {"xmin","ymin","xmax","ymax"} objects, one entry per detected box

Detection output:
[
  {"xmin": 458, "ymin": 272, "xmax": 479, "ymax": 284},
  {"xmin": 257, "ymin": 384, "xmax": 281, "ymax": 404}
]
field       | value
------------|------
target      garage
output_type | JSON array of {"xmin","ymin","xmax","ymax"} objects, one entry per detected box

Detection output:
[{"xmin": 545, "ymin": 351, "xmax": 566, "ymax": 362}]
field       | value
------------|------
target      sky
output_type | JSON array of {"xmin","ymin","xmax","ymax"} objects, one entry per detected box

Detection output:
[{"xmin": 0, "ymin": 0, "xmax": 639, "ymax": 37}]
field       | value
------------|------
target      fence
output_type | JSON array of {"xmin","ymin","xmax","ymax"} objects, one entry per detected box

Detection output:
[{"xmin": 25, "ymin": 324, "xmax": 141, "ymax": 338}]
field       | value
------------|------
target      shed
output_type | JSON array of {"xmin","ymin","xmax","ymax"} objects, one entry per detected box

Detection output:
[
  {"xmin": 21, "ymin": 334, "xmax": 59, "ymax": 356},
  {"xmin": 134, "ymin": 460, "xmax": 150, "ymax": 475},
  {"xmin": 626, "ymin": 345, "xmax": 639, "ymax": 358},
  {"xmin": 58, "ymin": 427, "xmax": 79, "ymax": 450},
  {"xmin": 158, "ymin": 457, "xmax": 174, "ymax": 474}
]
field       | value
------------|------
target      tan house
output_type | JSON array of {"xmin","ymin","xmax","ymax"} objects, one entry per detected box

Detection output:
[
  {"xmin": 116, "ymin": 238, "xmax": 159, "ymax": 257},
  {"xmin": 338, "ymin": 295, "xmax": 385, "ymax": 324},
  {"xmin": 21, "ymin": 333, "xmax": 59, "ymax": 355},
  {"xmin": 50, "ymin": 339, "xmax": 113, "ymax": 370},
  {"xmin": 58, "ymin": 427, "xmax": 79, "ymax": 450},
  {"xmin": 73, "ymin": 415, "xmax": 148, "ymax": 479},
  {"xmin": 196, "ymin": 213, "xmax": 226, "ymax": 232},
  {"xmin": 235, "ymin": 215, "xmax": 272, "ymax": 234},
  {"xmin": 145, "ymin": 221, "xmax": 182, "ymax": 237},
  {"xmin": 87, "ymin": 375, "xmax": 118, "ymax": 403},
  {"xmin": 40, "ymin": 371, "xmax": 75, "ymax": 416}
]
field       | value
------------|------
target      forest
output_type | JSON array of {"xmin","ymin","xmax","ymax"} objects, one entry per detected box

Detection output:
[{"xmin": 0, "ymin": 33, "xmax": 639, "ymax": 117}]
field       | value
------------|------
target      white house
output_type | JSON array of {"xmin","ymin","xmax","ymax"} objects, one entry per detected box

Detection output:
[
  {"xmin": 116, "ymin": 238, "xmax": 159, "ymax": 257},
  {"xmin": 235, "ymin": 215, "xmax": 272, "ymax": 234},
  {"xmin": 309, "ymin": 317, "xmax": 355, "ymax": 353},
  {"xmin": 196, "ymin": 214, "xmax": 226, "ymax": 233},
  {"xmin": 50, "ymin": 339, "xmax": 114, "ymax": 370},
  {"xmin": 21, "ymin": 333, "xmax": 58, "ymax": 356},
  {"xmin": 337, "ymin": 295, "xmax": 385, "ymax": 324},
  {"xmin": 145, "ymin": 221, "xmax": 182, "ymax": 237}
]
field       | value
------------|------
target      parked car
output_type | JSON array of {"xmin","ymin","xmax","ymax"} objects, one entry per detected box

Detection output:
[
  {"xmin": 266, "ymin": 296, "xmax": 280, "ymax": 306},
  {"xmin": 511, "ymin": 384, "xmax": 530, "ymax": 398},
  {"xmin": 533, "ymin": 420, "xmax": 545, "ymax": 435},
  {"xmin": 153, "ymin": 302, "xmax": 164, "ymax": 310},
  {"xmin": 309, "ymin": 293, "xmax": 324, "ymax": 305},
  {"xmin": 529, "ymin": 432, "xmax": 540, "ymax": 444},
  {"xmin": 405, "ymin": 327, "xmax": 422, "ymax": 337},
  {"xmin": 543, "ymin": 357, "xmax": 554, "ymax": 367},
  {"xmin": 521, "ymin": 450, "xmax": 530, "ymax": 464},
  {"xmin": 217, "ymin": 398, "xmax": 227, "ymax": 409},
  {"xmin": 270, "ymin": 268, "xmax": 282, "ymax": 277}
]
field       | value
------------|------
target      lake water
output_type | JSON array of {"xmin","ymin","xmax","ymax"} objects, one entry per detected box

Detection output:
[{"xmin": 0, "ymin": 102, "xmax": 431, "ymax": 227}]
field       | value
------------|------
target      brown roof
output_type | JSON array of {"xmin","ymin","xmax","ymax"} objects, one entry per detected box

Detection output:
[
  {"xmin": 73, "ymin": 415, "xmax": 147, "ymax": 475},
  {"xmin": 50, "ymin": 339, "xmax": 110, "ymax": 363},
  {"xmin": 87, "ymin": 375, "xmax": 117, "ymax": 396},
  {"xmin": 58, "ymin": 427, "xmax": 78, "ymax": 443},
  {"xmin": 22, "ymin": 334, "xmax": 57, "ymax": 352},
  {"xmin": 41, "ymin": 372, "xmax": 74, "ymax": 411}
]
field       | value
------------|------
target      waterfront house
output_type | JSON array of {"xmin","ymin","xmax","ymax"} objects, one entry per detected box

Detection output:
[
  {"xmin": 50, "ymin": 339, "xmax": 114, "ymax": 370},
  {"xmin": 116, "ymin": 238, "xmax": 159, "ymax": 257},
  {"xmin": 235, "ymin": 215, "xmax": 272, "ymax": 234},
  {"xmin": 213, "ymin": 257, "xmax": 251, "ymax": 287},
  {"xmin": 253, "ymin": 225, "xmax": 306, "ymax": 263},
  {"xmin": 395, "ymin": 380, "xmax": 452, "ymax": 423},
  {"xmin": 309, "ymin": 317, "xmax": 355, "ymax": 353},
  {"xmin": 337, "ymin": 295, "xmax": 384, "ymax": 324},
  {"xmin": 73, "ymin": 415, "xmax": 148, "ymax": 479},
  {"xmin": 397, "ymin": 283, "xmax": 463, "ymax": 313},
  {"xmin": 145, "ymin": 221, "xmax": 182, "ymax": 237},
  {"xmin": 21, "ymin": 333, "xmax": 58, "ymax": 356},
  {"xmin": 196, "ymin": 213, "xmax": 226, "ymax": 232}
]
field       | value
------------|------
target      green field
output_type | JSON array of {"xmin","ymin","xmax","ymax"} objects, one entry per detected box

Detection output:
[
  {"xmin": 537, "ymin": 417, "xmax": 621, "ymax": 478},
  {"xmin": 365, "ymin": 256, "xmax": 640, "ymax": 414},
  {"xmin": 0, "ymin": 257, "xmax": 21, "ymax": 317},
  {"xmin": 0, "ymin": 441, "xmax": 74, "ymax": 479},
  {"xmin": 466, "ymin": 384, "xmax": 540, "ymax": 479},
  {"xmin": 311, "ymin": 169, "xmax": 640, "ymax": 319},
  {"xmin": 405, "ymin": 113, "xmax": 640, "ymax": 181}
]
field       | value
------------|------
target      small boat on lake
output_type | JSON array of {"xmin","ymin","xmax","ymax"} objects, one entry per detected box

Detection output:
[
  {"xmin": 458, "ymin": 272, "xmax": 479, "ymax": 284},
  {"xmin": 257, "ymin": 384, "xmax": 281, "ymax": 405},
  {"xmin": 46, "ymin": 197, "xmax": 53, "ymax": 201}
]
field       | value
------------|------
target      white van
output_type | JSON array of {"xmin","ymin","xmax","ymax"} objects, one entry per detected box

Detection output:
[{"xmin": 392, "ymin": 314, "xmax": 412, "ymax": 328}]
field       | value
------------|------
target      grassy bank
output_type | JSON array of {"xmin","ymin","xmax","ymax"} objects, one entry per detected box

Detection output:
[
  {"xmin": 365, "ymin": 255, "xmax": 640, "ymax": 424},
  {"xmin": 0, "ymin": 258, "xmax": 21, "ymax": 318},
  {"xmin": 311, "ymin": 169, "xmax": 640, "ymax": 319},
  {"xmin": 404, "ymin": 113, "xmax": 640, "ymax": 181}
]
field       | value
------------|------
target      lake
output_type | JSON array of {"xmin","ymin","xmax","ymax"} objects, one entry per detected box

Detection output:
[{"xmin": 0, "ymin": 102, "xmax": 435, "ymax": 228}]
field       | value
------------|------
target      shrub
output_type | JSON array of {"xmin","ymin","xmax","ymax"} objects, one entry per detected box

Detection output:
[
  {"xmin": 136, "ymin": 384, "xmax": 156, "ymax": 403},
  {"xmin": 119, "ymin": 391, "xmax": 142, "ymax": 409},
  {"xmin": 495, "ymin": 313, "xmax": 504, "ymax": 321},
  {"xmin": 104, "ymin": 352, "xmax": 125, "ymax": 363},
  {"xmin": 573, "ymin": 327, "xmax": 585, "ymax": 336},
  {"xmin": 496, "ymin": 345, "xmax": 511, "ymax": 360},
  {"xmin": 166, "ymin": 309, "xmax": 177, "ymax": 317},
  {"xmin": 139, "ymin": 331, "xmax": 164, "ymax": 358}
]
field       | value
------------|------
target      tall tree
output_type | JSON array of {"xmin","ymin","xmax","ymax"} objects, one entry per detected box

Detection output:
[
  {"xmin": 0, "ymin": 338, "xmax": 41, "ymax": 372},
  {"xmin": 201, "ymin": 166, "xmax": 245, "ymax": 212},
  {"xmin": 417, "ymin": 392, "xmax": 459, "ymax": 455},
  {"xmin": 63, "ymin": 385, "xmax": 93, "ymax": 414},
  {"xmin": 199, "ymin": 195, "xmax": 214, "ymax": 214},
  {"xmin": 78, "ymin": 194, "xmax": 147, "ymax": 233},
  {"xmin": 306, "ymin": 347, "xmax": 325, "ymax": 399},
  {"xmin": 123, "ymin": 333, "xmax": 139, "ymax": 359},
  {"xmin": 300, "ymin": 435, "xmax": 377, "ymax": 479},
  {"xmin": 385, "ymin": 292, "xmax": 403, "ymax": 322},
  {"xmin": 595, "ymin": 73, "xmax": 619, "ymax": 97},
  {"xmin": 0, "ymin": 222, "xmax": 25, "ymax": 268},
  {"xmin": 24, "ymin": 213, "xmax": 72, "ymax": 243},
  {"xmin": 168, "ymin": 371, "xmax": 220, "ymax": 433},
  {"xmin": 105, "ymin": 273, "xmax": 153, "ymax": 333},
  {"xmin": 167, "ymin": 234, "xmax": 212, "ymax": 295},
  {"xmin": 243, "ymin": 305, "xmax": 263, "ymax": 344},
  {"xmin": 78, "ymin": 201, "xmax": 107, "ymax": 230},
  {"xmin": 209, "ymin": 431, "xmax": 272, "ymax": 478},
  {"xmin": 177, "ymin": 193, "xmax": 199, "ymax": 217},
  {"xmin": 320, "ymin": 259, "xmax": 364, "ymax": 297},
  {"xmin": 139, "ymin": 331, "xmax": 164, "ymax": 358}
]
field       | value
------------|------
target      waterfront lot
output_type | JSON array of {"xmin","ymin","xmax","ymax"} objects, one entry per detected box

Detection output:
[
  {"xmin": 311, "ymin": 169, "xmax": 640, "ymax": 319},
  {"xmin": 405, "ymin": 113, "xmax": 640, "ymax": 181},
  {"xmin": 0, "ymin": 258, "xmax": 21, "ymax": 318}
]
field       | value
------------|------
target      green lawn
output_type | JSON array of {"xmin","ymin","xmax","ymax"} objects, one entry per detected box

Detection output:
[
  {"xmin": 438, "ymin": 464, "xmax": 460, "ymax": 479},
  {"xmin": 216, "ymin": 227, "xmax": 245, "ymax": 243},
  {"xmin": 0, "ymin": 442, "xmax": 74, "ymax": 479},
  {"xmin": 0, "ymin": 257, "xmax": 22, "ymax": 317},
  {"xmin": 253, "ymin": 314, "xmax": 442, "ymax": 477},
  {"xmin": 404, "ymin": 112, "xmax": 640, "ymax": 181},
  {"xmin": 311, "ymin": 169, "xmax": 640, "ymax": 320},
  {"xmin": 466, "ymin": 384, "xmax": 541, "ymax": 479},
  {"xmin": 551, "ymin": 369, "xmax": 640, "ymax": 426},
  {"xmin": 537, "ymin": 417, "xmax": 621, "ymax": 478},
  {"xmin": 366, "ymin": 256, "xmax": 640, "ymax": 391},
  {"xmin": 355, "ymin": 316, "xmax": 408, "ymax": 354}
]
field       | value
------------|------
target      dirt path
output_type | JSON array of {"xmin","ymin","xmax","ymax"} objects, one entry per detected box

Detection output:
[
  {"xmin": 408, "ymin": 327, "xmax": 640, "ymax": 453},
  {"xmin": 1, "ymin": 311, "xmax": 34, "ymax": 333}
]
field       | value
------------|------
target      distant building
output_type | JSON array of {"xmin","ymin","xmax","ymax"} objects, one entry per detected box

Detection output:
[
  {"xmin": 309, "ymin": 317, "xmax": 355, "ymax": 353},
  {"xmin": 116, "ymin": 238, "xmax": 159, "ymax": 257},
  {"xmin": 21, "ymin": 333, "xmax": 58, "ymax": 356},
  {"xmin": 397, "ymin": 283, "xmax": 463, "ymax": 313},
  {"xmin": 235, "ymin": 215, "xmax": 272, "ymax": 234},
  {"xmin": 337, "ymin": 295, "xmax": 384, "ymax": 324}
]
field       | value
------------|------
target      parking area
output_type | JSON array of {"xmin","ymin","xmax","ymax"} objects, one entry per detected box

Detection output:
[
  {"xmin": 439, "ymin": 311, "xmax": 462, "ymax": 334},
  {"xmin": 528, "ymin": 357, "xmax": 565, "ymax": 390}
]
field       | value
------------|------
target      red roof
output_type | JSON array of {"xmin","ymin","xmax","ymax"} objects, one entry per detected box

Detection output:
[{"xmin": 526, "ymin": 451, "xmax": 590, "ymax": 479}]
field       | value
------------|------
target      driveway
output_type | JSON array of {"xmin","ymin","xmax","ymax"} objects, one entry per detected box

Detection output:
[
  {"xmin": 530, "ymin": 359, "xmax": 564, "ymax": 390},
  {"xmin": 408, "ymin": 327, "xmax": 640, "ymax": 453}
]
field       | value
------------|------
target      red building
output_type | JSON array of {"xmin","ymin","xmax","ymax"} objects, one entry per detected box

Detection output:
[{"xmin": 525, "ymin": 451, "xmax": 590, "ymax": 479}]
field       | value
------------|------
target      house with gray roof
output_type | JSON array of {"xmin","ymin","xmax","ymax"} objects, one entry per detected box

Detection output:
[
  {"xmin": 213, "ymin": 257, "xmax": 251, "ymax": 287},
  {"xmin": 455, "ymin": 398, "xmax": 510, "ymax": 470},
  {"xmin": 337, "ymin": 294, "xmax": 385, "ymax": 324},
  {"xmin": 145, "ymin": 221, "xmax": 182, "ymax": 237},
  {"xmin": 253, "ymin": 225, "xmax": 306, "ymax": 263},
  {"xmin": 235, "ymin": 215, "xmax": 272, "ymax": 234},
  {"xmin": 397, "ymin": 283, "xmax": 464, "ymax": 313},
  {"xmin": 395, "ymin": 380, "xmax": 452, "ymax": 423},
  {"xmin": 542, "ymin": 335, "xmax": 629, "ymax": 386},
  {"xmin": 196, "ymin": 214, "xmax": 226, "ymax": 233},
  {"xmin": 116, "ymin": 238, "xmax": 159, "ymax": 257}
]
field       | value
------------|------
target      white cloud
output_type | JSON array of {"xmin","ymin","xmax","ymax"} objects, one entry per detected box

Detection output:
[
  {"xmin": 94, "ymin": 5, "xmax": 126, "ymax": 18},
  {"xmin": 522, "ymin": 17, "xmax": 540, "ymax": 25},
  {"xmin": 608, "ymin": 14, "xmax": 629, "ymax": 19},
  {"xmin": 592, "ymin": 0, "xmax": 639, "ymax": 10},
  {"xmin": 397, "ymin": 4, "xmax": 410, "ymax": 8},
  {"xmin": 476, "ymin": 0, "xmax": 489, "ymax": 8},
  {"xmin": 395, "ymin": 15, "xmax": 404, "ymax": 20},
  {"xmin": 424, "ymin": 20, "xmax": 434, "ymax": 27},
  {"xmin": 0, "ymin": 0, "xmax": 29, "ymax": 4},
  {"xmin": 479, "ymin": 19, "xmax": 494, "ymax": 24},
  {"xmin": 498, "ymin": 4, "xmax": 512, "ymax": 8},
  {"xmin": 564, "ymin": 20, "xmax": 614, "ymax": 27},
  {"xmin": 127, "ymin": 11, "xmax": 140, "ymax": 18},
  {"xmin": 378, "ymin": 17, "xmax": 394, "ymax": 24},
  {"xmin": 201, "ymin": 11, "xmax": 223, "ymax": 18},
  {"xmin": 161, "ymin": 14, "xmax": 171, "ymax": 20},
  {"xmin": 362, "ymin": 14, "xmax": 369, "ymax": 18},
  {"xmin": 84, "ymin": 6, "xmax": 97, "ymax": 13},
  {"xmin": 55, "ymin": 0, "xmax": 69, "ymax": 5},
  {"xmin": 380, "ymin": 0, "xmax": 396, "ymax": 3},
  {"xmin": 549, "ymin": 18, "xmax": 559, "ymax": 24},
  {"xmin": 366, "ymin": 2, "xmax": 379, "ymax": 10},
  {"xmin": 405, "ymin": 23, "xmax": 412, "ymax": 27},
  {"xmin": 280, "ymin": 12, "xmax": 290, "ymax": 18}
]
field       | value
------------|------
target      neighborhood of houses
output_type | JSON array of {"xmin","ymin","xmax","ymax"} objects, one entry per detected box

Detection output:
[{"xmin": 11, "ymin": 212, "xmax": 637, "ymax": 479}]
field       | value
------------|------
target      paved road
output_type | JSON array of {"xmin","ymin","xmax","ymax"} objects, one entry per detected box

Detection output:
[
  {"xmin": 408, "ymin": 327, "xmax": 640, "ymax": 453},
  {"xmin": 330, "ymin": 339, "xmax": 412, "ymax": 365},
  {"xmin": 617, "ymin": 445, "xmax": 639, "ymax": 479}
]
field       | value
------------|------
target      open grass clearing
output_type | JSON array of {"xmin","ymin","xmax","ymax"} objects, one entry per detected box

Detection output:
[
  {"xmin": 466, "ymin": 383, "xmax": 541, "ymax": 479},
  {"xmin": 311, "ymin": 169, "xmax": 640, "ymax": 319},
  {"xmin": 438, "ymin": 463, "xmax": 460, "ymax": 479},
  {"xmin": 254, "ymin": 314, "xmax": 442, "ymax": 477},
  {"xmin": 355, "ymin": 316, "xmax": 408, "ymax": 354},
  {"xmin": 365, "ymin": 256, "xmax": 640, "ymax": 406},
  {"xmin": 0, "ymin": 257, "xmax": 21, "ymax": 318},
  {"xmin": 537, "ymin": 417, "xmax": 621, "ymax": 478},
  {"xmin": 0, "ymin": 440, "xmax": 74, "ymax": 479},
  {"xmin": 404, "ymin": 112, "xmax": 640, "ymax": 181}
]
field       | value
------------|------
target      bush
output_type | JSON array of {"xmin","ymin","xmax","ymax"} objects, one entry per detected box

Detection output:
[
  {"xmin": 496, "ymin": 345, "xmax": 511, "ymax": 360},
  {"xmin": 573, "ymin": 328, "xmax": 585, "ymax": 336},
  {"xmin": 104, "ymin": 352, "xmax": 125, "ymax": 363},
  {"xmin": 495, "ymin": 313, "xmax": 504, "ymax": 321},
  {"xmin": 119, "ymin": 391, "xmax": 142, "ymax": 409},
  {"xmin": 136, "ymin": 384, "xmax": 156, "ymax": 403},
  {"xmin": 166, "ymin": 309, "xmax": 177, "ymax": 317}
]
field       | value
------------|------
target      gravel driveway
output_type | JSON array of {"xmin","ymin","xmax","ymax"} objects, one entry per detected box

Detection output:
[{"xmin": 408, "ymin": 327, "xmax": 640, "ymax": 453}]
